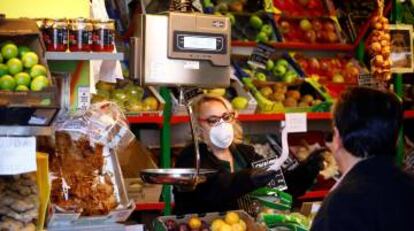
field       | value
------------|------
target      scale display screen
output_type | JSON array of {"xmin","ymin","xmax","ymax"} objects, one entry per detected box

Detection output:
[
  {"xmin": 174, "ymin": 31, "xmax": 226, "ymax": 54},
  {"xmin": 183, "ymin": 36, "xmax": 217, "ymax": 50}
]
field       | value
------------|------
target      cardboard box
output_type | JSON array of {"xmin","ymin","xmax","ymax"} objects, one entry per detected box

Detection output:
[
  {"xmin": 153, "ymin": 210, "xmax": 266, "ymax": 231},
  {"xmin": 0, "ymin": 18, "xmax": 58, "ymax": 108}
]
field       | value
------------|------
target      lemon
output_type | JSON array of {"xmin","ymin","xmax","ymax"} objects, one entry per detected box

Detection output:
[
  {"xmin": 211, "ymin": 219, "xmax": 226, "ymax": 231},
  {"xmin": 188, "ymin": 217, "xmax": 202, "ymax": 229},
  {"xmin": 219, "ymin": 224, "xmax": 232, "ymax": 231},
  {"xmin": 239, "ymin": 220, "xmax": 247, "ymax": 231},
  {"xmin": 231, "ymin": 223, "xmax": 244, "ymax": 231},
  {"xmin": 225, "ymin": 212, "xmax": 240, "ymax": 225}
]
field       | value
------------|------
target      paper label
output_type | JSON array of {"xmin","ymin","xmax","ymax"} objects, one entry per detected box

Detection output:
[
  {"xmin": 184, "ymin": 61, "xmax": 200, "ymax": 70},
  {"xmin": 77, "ymin": 86, "xmax": 90, "ymax": 111},
  {"xmin": 0, "ymin": 137, "xmax": 36, "ymax": 175},
  {"xmin": 252, "ymin": 157, "xmax": 288, "ymax": 191},
  {"xmin": 285, "ymin": 113, "xmax": 307, "ymax": 133}
]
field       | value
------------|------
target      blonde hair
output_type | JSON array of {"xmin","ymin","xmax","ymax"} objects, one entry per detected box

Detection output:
[{"xmin": 192, "ymin": 94, "xmax": 244, "ymax": 144}]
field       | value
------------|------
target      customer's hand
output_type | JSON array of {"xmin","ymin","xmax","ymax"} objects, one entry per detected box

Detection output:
[{"xmin": 249, "ymin": 168, "xmax": 277, "ymax": 188}]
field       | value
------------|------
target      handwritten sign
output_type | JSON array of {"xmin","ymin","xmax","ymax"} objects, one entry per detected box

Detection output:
[
  {"xmin": 0, "ymin": 137, "xmax": 36, "ymax": 175},
  {"xmin": 285, "ymin": 113, "xmax": 307, "ymax": 133}
]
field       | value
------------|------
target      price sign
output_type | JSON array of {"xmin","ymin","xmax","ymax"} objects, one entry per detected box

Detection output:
[
  {"xmin": 252, "ymin": 157, "xmax": 288, "ymax": 191},
  {"xmin": 248, "ymin": 43, "xmax": 275, "ymax": 69},
  {"xmin": 0, "ymin": 137, "xmax": 36, "ymax": 175},
  {"xmin": 285, "ymin": 113, "xmax": 307, "ymax": 133}
]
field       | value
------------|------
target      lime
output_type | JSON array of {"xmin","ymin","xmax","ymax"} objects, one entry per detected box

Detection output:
[
  {"xmin": 6, "ymin": 58, "xmax": 23, "ymax": 75},
  {"xmin": 22, "ymin": 52, "xmax": 38, "ymax": 68},
  {"xmin": 18, "ymin": 46, "xmax": 31, "ymax": 58},
  {"xmin": 30, "ymin": 64, "xmax": 47, "ymax": 78},
  {"xmin": 30, "ymin": 75, "xmax": 49, "ymax": 91},
  {"xmin": 0, "ymin": 75, "xmax": 16, "ymax": 91},
  {"xmin": 0, "ymin": 63, "xmax": 8, "ymax": 76},
  {"xmin": 261, "ymin": 24, "xmax": 273, "ymax": 36},
  {"xmin": 15, "ymin": 85, "xmax": 29, "ymax": 91},
  {"xmin": 1, "ymin": 43, "xmax": 18, "ymax": 60},
  {"xmin": 14, "ymin": 72, "xmax": 31, "ymax": 86}
]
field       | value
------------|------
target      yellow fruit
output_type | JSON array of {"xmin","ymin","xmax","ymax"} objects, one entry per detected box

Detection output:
[
  {"xmin": 211, "ymin": 219, "xmax": 226, "ymax": 231},
  {"xmin": 208, "ymin": 88, "xmax": 226, "ymax": 97},
  {"xmin": 225, "ymin": 212, "xmax": 240, "ymax": 225},
  {"xmin": 188, "ymin": 217, "xmax": 202, "ymax": 229},
  {"xmin": 239, "ymin": 220, "xmax": 246, "ymax": 231},
  {"xmin": 219, "ymin": 224, "xmax": 232, "ymax": 231},
  {"xmin": 231, "ymin": 223, "xmax": 244, "ymax": 231},
  {"xmin": 143, "ymin": 96, "xmax": 159, "ymax": 110}
]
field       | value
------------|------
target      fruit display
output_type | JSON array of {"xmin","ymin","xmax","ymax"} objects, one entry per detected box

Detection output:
[
  {"xmin": 0, "ymin": 174, "xmax": 39, "ymax": 231},
  {"xmin": 203, "ymin": 0, "xmax": 267, "ymax": 14},
  {"xmin": 292, "ymin": 53, "xmax": 366, "ymax": 85},
  {"xmin": 273, "ymin": 0, "xmax": 334, "ymax": 17},
  {"xmin": 366, "ymin": 0, "xmax": 391, "ymax": 83},
  {"xmin": 92, "ymin": 80, "xmax": 162, "ymax": 115},
  {"xmin": 276, "ymin": 16, "xmax": 345, "ymax": 44},
  {"xmin": 0, "ymin": 42, "xmax": 49, "ymax": 92},
  {"xmin": 229, "ymin": 14, "xmax": 278, "ymax": 43},
  {"xmin": 157, "ymin": 211, "xmax": 263, "ymax": 231}
]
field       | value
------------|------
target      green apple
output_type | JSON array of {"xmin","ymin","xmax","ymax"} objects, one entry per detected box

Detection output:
[
  {"xmin": 30, "ymin": 75, "xmax": 49, "ymax": 91},
  {"xmin": 231, "ymin": 96, "xmax": 248, "ymax": 110},
  {"xmin": 226, "ymin": 13, "xmax": 235, "ymax": 25},
  {"xmin": 6, "ymin": 58, "xmax": 23, "ymax": 75},
  {"xmin": 255, "ymin": 72, "xmax": 267, "ymax": 81},
  {"xmin": 125, "ymin": 84, "xmax": 144, "ymax": 101},
  {"xmin": 249, "ymin": 15, "xmax": 263, "ymax": 30},
  {"xmin": 14, "ymin": 72, "xmax": 31, "ymax": 87},
  {"xmin": 255, "ymin": 31, "xmax": 269, "ymax": 43},
  {"xmin": 0, "ymin": 63, "xmax": 8, "ymax": 76},
  {"xmin": 272, "ymin": 65, "xmax": 287, "ymax": 77},
  {"xmin": 0, "ymin": 75, "xmax": 16, "ymax": 91},
  {"xmin": 22, "ymin": 52, "xmax": 39, "ymax": 68},
  {"xmin": 0, "ymin": 53, "xmax": 3, "ymax": 63},
  {"xmin": 261, "ymin": 24, "xmax": 273, "ymax": 36},
  {"xmin": 111, "ymin": 89, "xmax": 128, "ymax": 102},
  {"xmin": 282, "ymin": 70, "xmax": 298, "ymax": 83},
  {"xmin": 1, "ymin": 43, "xmax": 18, "ymax": 60},
  {"xmin": 30, "ymin": 64, "xmax": 47, "ymax": 78},
  {"xmin": 18, "ymin": 46, "xmax": 31, "ymax": 58},
  {"xmin": 97, "ymin": 89, "xmax": 110, "ymax": 99},
  {"xmin": 276, "ymin": 59, "xmax": 289, "ymax": 68},
  {"xmin": 266, "ymin": 59, "xmax": 274, "ymax": 71},
  {"xmin": 96, "ymin": 81, "xmax": 115, "ymax": 91},
  {"xmin": 15, "ymin": 85, "xmax": 29, "ymax": 91}
]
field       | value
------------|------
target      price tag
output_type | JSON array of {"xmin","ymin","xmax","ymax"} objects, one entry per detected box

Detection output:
[
  {"xmin": 285, "ymin": 113, "xmax": 307, "ymax": 133},
  {"xmin": 248, "ymin": 43, "xmax": 275, "ymax": 69},
  {"xmin": 0, "ymin": 137, "xmax": 36, "ymax": 175},
  {"xmin": 358, "ymin": 73, "xmax": 379, "ymax": 89},
  {"xmin": 252, "ymin": 157, "xmax": 288, "ymax": 191}
]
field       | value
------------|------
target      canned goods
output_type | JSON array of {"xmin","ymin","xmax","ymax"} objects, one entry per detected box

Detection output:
[
  {"xmin": 92, "ymin": 19, "xmax": 115, "ymax": 52},
  {"xmin": 44, "ymin": 19, "xmax": 68, "ymax": 52},
  {"xmin": 69, "ymin": 18, "xmax": 93, "ymax": 52}
]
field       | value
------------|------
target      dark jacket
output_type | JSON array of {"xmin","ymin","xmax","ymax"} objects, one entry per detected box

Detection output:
[
  {"xmin": 311, "ymin": 155, "xmax": 414, "ymax": 231},
  {"xmin": 173, "ymin": 143, "xmax": 263, "ymax": 215}
]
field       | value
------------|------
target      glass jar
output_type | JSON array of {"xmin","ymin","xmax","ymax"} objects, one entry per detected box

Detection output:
[
  {"xmin": 46, "ymin": 19, "xmax": 68, "ymax": 52},
  {"xmin": 92, "ymin": 19, "xmax": 115, "ymax": 52},
  {"xmin": 69, "ymin": 18, "xmax": 93, "ymax": 52}
]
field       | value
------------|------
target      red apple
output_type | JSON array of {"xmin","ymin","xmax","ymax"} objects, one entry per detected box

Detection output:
[
  {"xmin": 298, "ymin": 59, "xmax": 309, "ymax": 70},
  {"xmin": 309, "ymin": 58, "xmax": 320, "ymax": 70},
  {"xmin": 280, "ymin": 21, "xmax": 290, "ymax": 34},
  {"xmin": 305, "ymin": 30, "xmax": 317, "ymax": 43},
  {"xmin": 312, "ymin": 20, "xmax": 322, "ymax": 31},
  {"xmin": 320, "ymin": 59, "xmax": 330, "ymax": 71},
  {"xmin": 323, "ymin": 22, "xmax": 336, "ymax": 32},
  {"xmin": 327, "ymin": 31, "xmax": 338, "ymax": 43}
]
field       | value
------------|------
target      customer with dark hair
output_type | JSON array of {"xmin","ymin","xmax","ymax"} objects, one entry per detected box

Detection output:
[{"xmin": 311, "ymin": 87, "xmax": 414, "ymax": 231}]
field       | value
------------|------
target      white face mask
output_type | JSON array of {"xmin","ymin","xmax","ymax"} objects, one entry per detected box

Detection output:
[{"xmin": 209, "ymin": 122, "xmax": 234, "ymax": 149}]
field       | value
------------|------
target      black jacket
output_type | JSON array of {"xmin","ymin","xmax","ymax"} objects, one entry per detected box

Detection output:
[
  {"xmin": 173, "ymin": 143, "xmax": 263, "ymax": 215},
  {"xmin": 311, "ymin": 155, "xmax": 414, "ymax": 231}
]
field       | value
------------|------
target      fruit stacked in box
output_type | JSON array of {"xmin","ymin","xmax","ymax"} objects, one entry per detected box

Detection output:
[
  {"xmin": 228, "ymin": 13, "xmax": 278, "ymax": 43},
  {"xmin": 155, "ymin": 210, "xmax": 264, "ymax": 231},
  {"xmin": 292, "ymin": 53, "xmax": 367, "ymax": 85},
  {"xmin": 92, "ymin": 80, "xmax": 162, "ymax": 115},
  {"xmin": 0, "ymin": 42, "xmax": 50, "ymax": 92},
  {"xmin": 202, "ymin": 0, "xmax": 269, "ymax": 14},
  {"xmin": 273, "ymin": 0, "xmax": 334, "ymax": 16},
  {"xmin": 275, "ymin": 16, "xmax": 345, "ymax": 44}
]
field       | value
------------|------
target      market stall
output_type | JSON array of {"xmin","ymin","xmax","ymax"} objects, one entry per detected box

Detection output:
[{"xmin": 0, "ymin": 0, "xmax": 413, "ymax": 230}]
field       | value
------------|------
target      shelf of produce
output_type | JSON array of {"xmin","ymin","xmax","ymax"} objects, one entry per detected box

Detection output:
[
  {"xmin": 232, "ymin": 41, "xmax": 355, "ymax": 55},
  {"xmin": 45, "ymin": 51, "xmax": 124, "ymax": 60},
  {"xmin": 298, "ymin": 190, "xmax": 330, "ymax": 201},
  {"xmin": 135, "ymin": 202, "xmax": 174, "ymax": 211}
]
